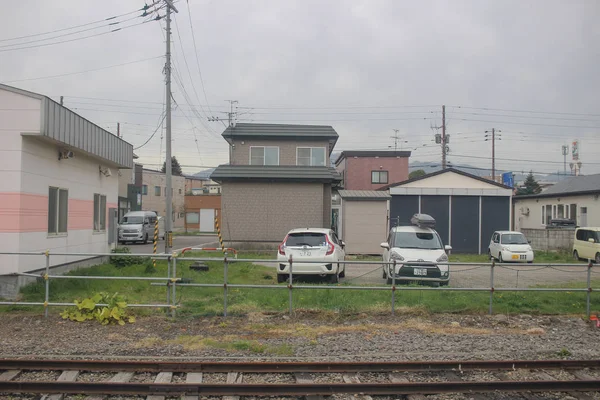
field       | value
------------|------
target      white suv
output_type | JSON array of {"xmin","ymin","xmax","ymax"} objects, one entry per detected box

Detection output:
[
  {"xmin": 381, "ymin": 214, "xmax": 451, "ymax": 286},
  {"xmin": 277, "ymin": 228, "xmax": 346, "ymax": 283}
]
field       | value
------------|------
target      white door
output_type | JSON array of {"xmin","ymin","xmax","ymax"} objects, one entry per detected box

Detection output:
[
  {"xmin": 199, "ymin": 209, "xmax": 215, "ymax": 232},
  {"xmin": 580, "ymin": 207, "xmax": 588, "ymax": 227}
]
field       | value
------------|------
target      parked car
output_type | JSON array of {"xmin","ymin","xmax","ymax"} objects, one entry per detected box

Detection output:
[
  {"xmin": 118, "ymin": 211, "xmax": 158, "ymax": 244},
  {"xmin": 277, "ymin": 228, "xmax": 346, "ymax": 283},
  {"xmin": 488, "ymin": 231, "xmax": 534, "ymax": 263},
  {"xmin": 573, "ymin": 227, "xmax": 600, "ymax": 263},
  {"xmin": 380, "ymin": 214, "xmax": 451, "ymax": 286}
]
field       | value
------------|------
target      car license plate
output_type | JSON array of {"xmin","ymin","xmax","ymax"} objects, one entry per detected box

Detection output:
[
  {"xmin": 414, "ymin": 268, "xmax": 427, "ymax": 276},
  {"xmin": 512, "ymin": 255, "xmax": 519, "ymax": 260},
  {"xmin": 299, "ymin": 250, "xmax": 312, "ymax": 257}
]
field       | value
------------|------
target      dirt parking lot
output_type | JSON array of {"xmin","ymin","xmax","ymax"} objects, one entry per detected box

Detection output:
[{"xmin": 341, "ymin": 261, "xmax": 597, "ymax": 288}]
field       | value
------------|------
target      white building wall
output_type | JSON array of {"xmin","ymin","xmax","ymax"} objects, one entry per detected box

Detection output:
[
  {"xmin": 401, "ymin": 171, "xmax": 501, "ymax": 189},
  {"xmin": 13, "ymin": 137, "xmax": 119, "ymax": 273},
  {"xmin": 514, "ymin": 194, "xmax": 600, "ymax": 230}
]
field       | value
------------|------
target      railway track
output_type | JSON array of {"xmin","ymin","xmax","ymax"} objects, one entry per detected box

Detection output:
[{"xmin": 0, "ymin": 358, "xmax": 599, "ymax": 398}]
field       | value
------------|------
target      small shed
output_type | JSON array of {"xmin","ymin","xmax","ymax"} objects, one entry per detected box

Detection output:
[
  {"xmin": 381, "ymin": 169, "xmax": 513, "ymax": 254},
  {"xmin": 338, "ymin": 190, "xmax": 391, "ymax": 255}
]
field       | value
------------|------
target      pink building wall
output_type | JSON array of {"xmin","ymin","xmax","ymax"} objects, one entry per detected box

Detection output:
[{"xmin": 342, "ymin": 156, "xmax": 409, "ymax": 190}]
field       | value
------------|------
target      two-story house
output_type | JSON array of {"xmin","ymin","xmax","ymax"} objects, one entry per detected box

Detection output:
[
  {"xmin": 335, "ymin": 150, "xmax": 411, "ymax": 190},
  {"xmin": 210, "ymin": 123, "xmax": 341, "ymax": 243}
]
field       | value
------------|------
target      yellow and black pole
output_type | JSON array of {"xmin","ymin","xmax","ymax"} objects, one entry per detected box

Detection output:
[
  {"xmin": 153, "ymin": 219, "xmax": 158, "ymax": 269},
  {"xmin": 215, "ymin": 215, "xmax": 225, "ymax": 253}
]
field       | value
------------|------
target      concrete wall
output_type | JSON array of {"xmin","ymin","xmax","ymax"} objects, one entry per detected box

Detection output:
[
  {"xmin": 340, "ymin": 156, "xmax": 409, "ymax": 190},
  {"xmin": 341, "ymin": 200, "xmax": 388, "ymax": 254},
  {"xmin": 141, "ymin": 169, "xmax": 185, "ymax": 229},
  {"xmin": 521, "ymin": 228, "xmax": 575, "ymax": 252},
  {"xmin": 221, "ymin": 182, "xmax": 326, "ymax": 242},
  {"xmin": 514, "ymin": 194, "xmax": 600, "ymax": 230},
  {"xmin": 230, "ymin": 139, "xmax": 330, "ymax": 166}
]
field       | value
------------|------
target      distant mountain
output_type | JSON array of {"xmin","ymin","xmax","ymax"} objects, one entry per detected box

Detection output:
[{"xmin": 191, "ymin": 168, "xmax": 215, "ymax": 179}]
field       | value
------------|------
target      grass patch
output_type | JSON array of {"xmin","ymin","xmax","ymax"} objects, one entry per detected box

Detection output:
[
  {"xmin": 12, "ymin": 251, "xmax": 600, "ymax": 317},
  {"xmin": 139, "ymin": 335, "xmax": 293, "ymax": 356}
]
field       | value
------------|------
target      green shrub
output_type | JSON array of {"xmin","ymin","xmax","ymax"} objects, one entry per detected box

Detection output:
[
  {"xmin": 110, "ymin": 247, "xmax": 145, "ymax": 268},
  {"xmin": 60, "ymin": 292, "xmax": 136, "ymax": 325}
]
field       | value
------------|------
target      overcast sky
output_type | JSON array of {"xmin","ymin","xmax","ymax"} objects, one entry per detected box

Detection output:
[{"xmin": 2, "ymin": 0, "xmax": 599, "ymax": 177}]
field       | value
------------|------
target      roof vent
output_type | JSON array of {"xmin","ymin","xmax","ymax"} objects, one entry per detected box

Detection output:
[{"xmin": 411, "ymin": 213, "xmax": 436, "ymax": 229}]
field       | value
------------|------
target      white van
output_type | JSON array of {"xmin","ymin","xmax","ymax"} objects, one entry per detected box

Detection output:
[
  {"xmin": 573, "ymin": 227, "xmax": 600, "ymax": 263},
  {"xmin": 118, "ymin": 211, "xmax": 158, "ymax": 244}
]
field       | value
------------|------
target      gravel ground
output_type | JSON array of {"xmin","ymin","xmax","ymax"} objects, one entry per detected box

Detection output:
[{"xmin": 0, "ymin": 312, "xmax": 599, "ymax": 399}]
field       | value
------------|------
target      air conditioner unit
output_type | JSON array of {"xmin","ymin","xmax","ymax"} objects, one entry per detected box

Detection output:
[
  {"xmin": 58, "ymin": 149, "xmax": 74, "ymax": 160},
  {"xmin": 520, "ymin": 207, "xmax": 530, "ymax": 216}
]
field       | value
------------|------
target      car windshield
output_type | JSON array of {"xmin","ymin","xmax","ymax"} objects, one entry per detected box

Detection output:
[
  {"xmin": 393, "ymin": 231, "xmax": 442, "ymax": 250},
  {"xmin": 286, "ymin": 233, "xmax": 327, "ymax": 247},
  {"xmin": 121, "ymin": 216, "xmax": 144, "ymax": 225},
  {"xmin": 500, "ymin": 234, "xmax": 528, "ymax": 245}
]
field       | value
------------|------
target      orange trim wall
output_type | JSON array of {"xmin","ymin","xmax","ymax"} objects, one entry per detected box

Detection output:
[{"xmin": 184, "ymin": 195, "xmax": 221, "ymax": 231}]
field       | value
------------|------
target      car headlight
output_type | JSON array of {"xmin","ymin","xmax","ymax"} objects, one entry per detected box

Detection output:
[
  {"xmin": 437, "ymin": 253, "xmax": 448, "ymax": 262},
  {"xmin": 501, "ymin": 246, "xmax": 509, "ymax": 251},
  {"xmin": 390, "ymin": 251, "xmax": 404, "ymax": 262},
  {"xmin": 527, "ymin": 246, "xmax": 533, "ymax": 252}
]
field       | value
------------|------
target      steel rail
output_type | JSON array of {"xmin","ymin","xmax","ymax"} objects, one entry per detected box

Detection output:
[
  {"xmin": 2, "ymin": 380, "xmax": 599, "ymax": 395},
  {"xmin": 0, "ymin": 358, "xmax": 599, "ymax": 373}
]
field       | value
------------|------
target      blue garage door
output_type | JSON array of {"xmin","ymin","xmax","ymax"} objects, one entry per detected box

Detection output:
[
  {"xmin": 389, "ymin": 195, "xmax": 419, "ymax": 228},
  {"xmin": 481, "ymin": 196, "xmax": 510, "ymax": 253},
  {"xmin": 451, "ymin": 196, "xmax": 480, "ymax": 253},
  {"xmin": 421, "ymin": 196, "xmax": 450, "ymax": 246}
]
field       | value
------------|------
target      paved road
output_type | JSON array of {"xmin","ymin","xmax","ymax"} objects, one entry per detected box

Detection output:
[{"xmin": 122, "ymin": 235, "xmax": 218, "ymax": 254}]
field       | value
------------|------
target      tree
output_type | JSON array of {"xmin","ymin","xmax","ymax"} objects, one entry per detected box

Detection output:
[
  {"xmin": 409, "ymin": 169, "xmax": 426, "ymax": 179},
  {"xmin": 516, "ymin": 171, "xmax": 541, "ymax": 195},
  {"xmin": 161, "ymin": 156, "xmax": 183, "ymax": 176}
]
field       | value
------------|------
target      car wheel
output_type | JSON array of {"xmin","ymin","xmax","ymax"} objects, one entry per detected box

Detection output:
[
  {"xmin": 338, "ymin": 265, "xmax": 345, "ymax": 278},
  {"xmin": 277, "ymin": 274, "xmax": 287, "ymax": 284},
  {"xmin": 440, "ymin": 281, "xmax": 449, "ymax": 286},
  {"xmin": 573, "ymin": 250, "xmax": 580, "ymax": 261},
  {"xmin": 498, "ymin": 253, "xmax": 504, "ymax": 263},
  {"xmin": 527, "ymin": 260, "xmax": 533, "ymax": 264},
  {"xmin": 596, "ymin": 253, "xmax": 600, "ymax": 264},
  {"xmin": 329, "ymin": 272, "xmax": 339, "ymax": 284},
  {"xmin": 488, "ymin": 250, "xmax": 495, "ymax": 261},
  {"xmin": 382, "ymin": 268, "xmax": 387, "ymax": 279},
  {"xmin": 386, "ymin": 277, "xmax": 393, "ymax": 285},
  {"xmin": 431, "ymin": 282, "xmax": 440, "ymax": 288}
]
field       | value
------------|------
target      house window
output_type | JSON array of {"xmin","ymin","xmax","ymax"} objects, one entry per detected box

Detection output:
[
  {"xmin": 48, "ymin": 187, "xmax": 68, "ymax": 234},
  {"xmin": 93, "ymin": 194, "xmax": 107, "ymax": 232},
  {"xmin": 557, "ymin": 204, "xmax": 564, "ymax": 219},
  {"xmin": 154, "ymin": 186, "xmax": 161, "ymax": 196},
  {"xmin": 541, "ymin": 206, "xmax": 545, "ymax": 225},
  {"xmin": 142, "ymin": 185, "xmax": 148, "ymax": 195},
  {"xmin": 250, "ymin": 146, "xmax": 279, "ymax": 165},
  {"xmin": 371, "ymin": 170, "xmax": 389, "ymax": 184},
  {"xmin": 179, "ymin": 189, "xmax": 182, "ymax": 195},
  {"xmin": 545, "ymin": 204, "xmax": 552, "ymax": 225},
  {"xmin": 297, "ymin": 147, "xmax": 326, "ymax": 166},
  {"xmin": 570, "ymin": 204, "xmax": 577, "ymax": 220}
]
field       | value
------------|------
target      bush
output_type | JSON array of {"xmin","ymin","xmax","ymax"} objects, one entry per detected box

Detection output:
[
  {"xmin": 60, "ymin": 292, "xmax": 136, "ymax": 325},
  {"xmin": 110, "ymin": 247, "xmax": 145, "ymax": 269}
]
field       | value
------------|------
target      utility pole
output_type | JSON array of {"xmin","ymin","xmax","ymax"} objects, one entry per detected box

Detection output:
[
  {"xmin": 390, "ymin": 129, "xmax": 401, "ymax": 151},
  {"xmin": 209, "ymin": 100, "xmax": 238, "ymax": 127},
  {"xmin": 164, "ymin": 0, "xmax": 178, "ymax": 254},
  {"xmin": 432, "ymin": 105, "xmax": 449, "ymax": 168},
  {"xmin": 441, "ymin": 105, "xmax": 446, "ymax": 169},
  {"xmin": 60, "ymin": 96, "xmax": 64, "ymax": 106},
  {"xmin": 485, "ymin": 129, "xmax": 501, "ymax": 182},
  {"xmin": 117, "ymin": 122, "xmax": 120, "ymax": 138},
  {"xmin": 561, "ymin": 145, "xmax": 569, "ymax": 177}
]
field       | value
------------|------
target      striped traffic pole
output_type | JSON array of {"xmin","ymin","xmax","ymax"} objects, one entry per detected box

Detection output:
[
  {"xmin": 153, "ymin": 219, "xmax": 158, "ymax": 268},
  {"xmin": 215, "ymin": 215, "xmax": 225, "ymax": 253}
]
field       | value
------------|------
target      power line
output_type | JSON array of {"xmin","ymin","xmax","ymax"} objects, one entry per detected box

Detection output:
[
  {"xmin": 133, "ymin": 112, "xmax": 166, "ymax": 150},
  {"xmin": 451, "ymin": 105, "xmax": 600, "ymax": 118},
  {"xmin": 0, "ymin": 20, "xmax": 158, "ymax": 53},
  {"xmin": 2, "ymin": 56, "xmax": 163, "ymax": 83},
  {"xmin": 0, "ymin": 5, "xmax": 155, "ymax": 43}
]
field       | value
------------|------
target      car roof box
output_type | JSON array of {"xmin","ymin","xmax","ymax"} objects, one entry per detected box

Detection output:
[{"xmin": 411, "ymin": 213, "xmax": 436, "ymax": 229}]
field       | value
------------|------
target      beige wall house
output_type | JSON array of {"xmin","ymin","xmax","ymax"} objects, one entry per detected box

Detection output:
[
  {"xmin": 211, "ymin": 123, "xmax": 341, "ymax": 243},
  {"xmin": 338, "ymin": 190, "xmax": 391, "ymax": 255},
  {"xmin": 514, "ymin": 174, "xmax": 600, "ymax": 230},
  {"xmin": 141, "ymin": 169, "xmax": 186, "ymax": 229}
]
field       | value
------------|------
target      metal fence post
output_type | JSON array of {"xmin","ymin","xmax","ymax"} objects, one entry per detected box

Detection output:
[
  {"xmin": 587, "ymin": 259, "xmax": 592, "ymax": 318},
  {"xmin": 391, "ymin": 259, "xmax": 396, "ymax": 316},
  {"xmin": 44, "ymin": 250, "xmax": 50, "ymax": 318},
  {"xmin": 166, "ymin": 255, "xmax": 172, "ymax": 311},
  {"xmin": 171, "ymin": 254, "xmax": 177, "ymax": 318},
  {"xmin": 223, "ymin": 251, "xmax": 228, "ymax": 317},
  {"xmin": 489, "ymin": 260, "xmax": 495, "ymax": 315},
  {"xmin": 288, "ymin": 255, "xmax": 293, "ymax": 315}
]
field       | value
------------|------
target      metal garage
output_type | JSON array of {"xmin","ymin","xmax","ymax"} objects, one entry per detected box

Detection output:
[
  {"xmin": 338, "ymin": 190, "xmax": 391, "ymax": 255},
  {"xmin": 383, "ymin": 169, "xmax": 513, "ymax": 254}
]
